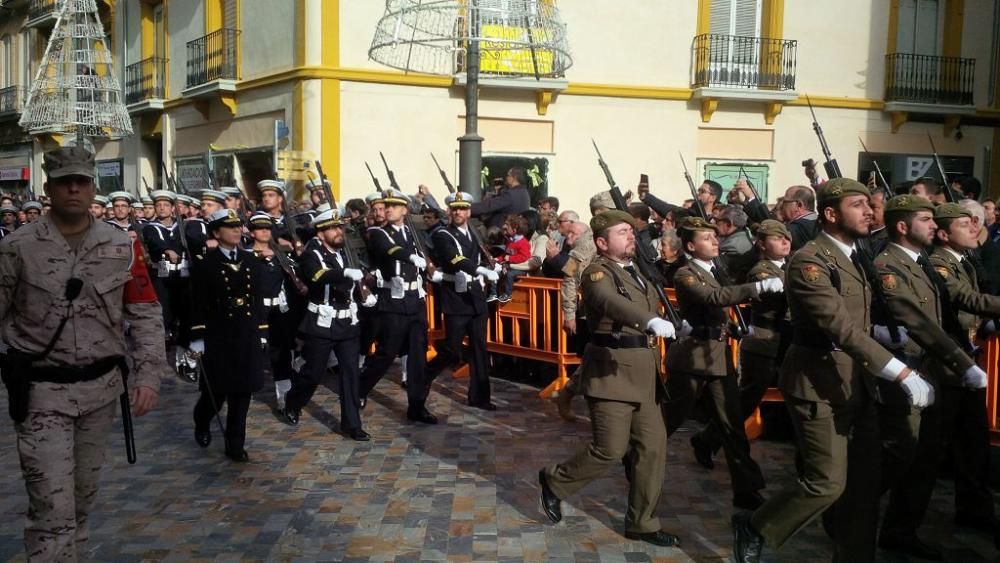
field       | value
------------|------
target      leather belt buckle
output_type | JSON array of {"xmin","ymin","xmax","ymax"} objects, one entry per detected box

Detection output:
[{"xmin": 647, "ymin": 335, "xmax": 657, "ymax": 348}]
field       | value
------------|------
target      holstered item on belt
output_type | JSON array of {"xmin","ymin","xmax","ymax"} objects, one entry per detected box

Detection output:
[
  {"xmin": 792, "ymin": 329, "xmax": 837, "ymax": 350},
  {"xmin": 590, "ymin": 333, "xmax": 656, "ymax": 349},
  {"xmin": 0, "ymin": 349, "xmax": 33, "ymax": 424},
  {"xmin": 689, "ymin": 325, "xmax": 726, "ymax": 341}
]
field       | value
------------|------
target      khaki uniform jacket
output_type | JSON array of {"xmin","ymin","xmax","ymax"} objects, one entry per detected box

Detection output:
[
  {"xmin": 874, "ymin": 244, "xmax": 976, "ymax": 386},
  {"xmin": 741, "ymin": 259, "xmax": 789, "ymax": 358},
  {"xmin": 0, "ymin": 216, "xmax": 167, "ymax": 415},
  {"xmin": 579, "ymin": 256, "xmax": 662, "ymax": 404},
  {"xmin": 780, "ymin": 234, "xmax": 892, "ymax": 405},
  {"xmin": 560, "ymin": 230, "xmax": 596, "ymax": 320},
  {"xmin": 665, "ymin": 261, "xmax": 758, "ymax": 377},
  {"xmin": 929, "ymin": 246, "xmax": 997, "ymax": 337}
]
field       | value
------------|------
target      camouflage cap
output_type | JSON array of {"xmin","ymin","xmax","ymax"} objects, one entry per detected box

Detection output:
[
  {"xmin": 589, "ymin": 190, "xmax": 615, "ymax": 212},
  {"xmin": 884, "ymin": 194, "xmax": 935, "ymax": 216},
  {"xmin": 678, "ymin": 215, "xmax": 718, "ymax": 234},
  {"xmin": 43, "ymin": 146, "xmax": 96, "ymax": 179},
  {"xmin": 755, "ymin": 218, "xmax": 791, "ymax": 240},
  {"xmin": 816, "ymin": 178, "xmax": 870, "ymax": 204},
  {"xmin": 934, "ymin": 202, "xmax": 971, "ymax": 220},
  {"xmin": 590, "ymin": 209, "xmax": 637, "ymax": 234}
]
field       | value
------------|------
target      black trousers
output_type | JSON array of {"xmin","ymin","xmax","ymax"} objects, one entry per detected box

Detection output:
[
  {"xmin": 359, "ymin": 310, "xmax": 428, "ymax": 412},
  {"xmin": 152, "ymin": 274, "xmax": 191, "ymax": 345},
  {"xmin": 665, "ymin": 371, "xmax": 765, "ymax": 495},
  {"xmin": 286, "ymin": 336, "xmax": 363, "ymax": 432},
  {"xmin": 358, "ymin": 306, "xmax": 381, "ymax": 360},
  {"xmin": 940, "ymin": 386, "xmax": 994, "ymax": 521},
  {"xmin": 194, "ymin": 391, "xmax": 251, "ymax": 452},
  {"xmin": 426, "ymin": 312, "xmax": 491, "ymax": 405}
]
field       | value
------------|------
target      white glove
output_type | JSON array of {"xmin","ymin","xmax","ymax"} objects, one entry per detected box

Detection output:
[
  {"xmin": 755, "ymin": 277, "xmax": 784, "ymax": 294},
  {"xmin": 189, "ymin": 339, "xmax": 205, "ymax": 355},
  {"xmin": 963, "ymin": 365, "xmax": 988, "ymax": 389},
  {"xmin": 362, "ymin": 292, "xmax": 378, "ymax": 308},
  {"xmin": 745, "ymin": 325, "xmax": 756, "ymax": 337},
  {"xmin": 873, "ymin": 325, "xmax": 908, "ymax": 349},
  {"xmin": 645, "ymin": 317, "xmax": 676, "ymax": 339},
  {"xmin": 493, "ymin": 262, "xmax": 503, "ymax": 273},
  {"xmin": 900, "ymin": 373, "xmax": 935, "ymax": 408},
  {"xmin": 476, "ymin": 266, "xmax": 500, "ymax": 282},
  {"xmin": 677, "ymin": 319, "xmax": 693, "ymax": 337},
  {"xmin": 409, "ymin": 254, "xmax": 427, "ymax": 269},
  {"xmin": 260, "ymin": 337, "xmax": 268, "ymax": 348},
  {"xmin": 343, "ymin": 268, "xmax": 364, "ymax": 282},
  {"xmin": 430, "ymin": 270, "xmax": 444, "ymax": 283}
]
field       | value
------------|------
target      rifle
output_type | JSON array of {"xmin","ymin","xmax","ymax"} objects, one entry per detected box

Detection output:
[
  {"xmin": 858, "ymin": 137, "xmax": 892, "ymax": 198},
  {"xmin": 157, "ymin": 162, "xmax": 190, "ymax": 261},
  {"xmin": 430, "ymin": 152, "xmax": 496, "ymax": 269},
  {"xmin": 737, "ymin": 163, "xmax": 762, "ymax": 202},
  {"xmin": 365, "ymin": 161, "xmax": 384, "ymax": 194},
  {"xmin": 678, "ymin": 153, "xmax": 749, "ymax": 336},
  {"xmin": 927, "ymin": 133, "xmax": 956, "ymax": 203},
  {"xmin": 379, "ymin": 152, "xmax": 431, "ymax": 262},
  {"xmin": 314, "ymin": 160, "xmax": 371, "ymax": 301},
  {"xmin": 805, "ymin": 95, "xmax": 843, "ymax": 180},
  {"xmin": 590, "ymin": 140, "xmax": 681, "ymax": 329}
]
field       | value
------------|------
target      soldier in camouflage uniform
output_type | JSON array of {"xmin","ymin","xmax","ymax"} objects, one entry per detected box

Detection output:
[{"xmin": 0, "ymin": 147, "xmax": 167, "ymax": 562}]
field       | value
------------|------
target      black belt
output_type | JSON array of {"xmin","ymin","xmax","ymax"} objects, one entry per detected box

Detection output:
[
  {"xmin": 31, "ymin": 356, "xmax": 125, "ymax": 384},
  {"xmin": 689, "ymin": 326, "xmax": 726, "ymax": 341},
  {"xmin": 590, "ymin": 333, "xmax": 656, "ymax": 349},
  {"xmin": 792, "ymin": 330, "xmax": 836, "ymax": 350}
]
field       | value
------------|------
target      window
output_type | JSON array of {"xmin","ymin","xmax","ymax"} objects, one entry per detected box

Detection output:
[
  {"xmin": 897, "ymin": 0, "xmax": 939, "ymax": 55},
  {"xmin": 709, "ymin": 0, "xmax": 761, "ymax": 38},
  {"xmin": 1, "ymin": 35, "xmax": 11, "ymax": 89},
  {"xmin": 20, "ymin": 31, "xmax": 31, "ymax": 88},
  {"xmin": 153, "ymin": 3, "xmax": 165, "ymax": 59}
]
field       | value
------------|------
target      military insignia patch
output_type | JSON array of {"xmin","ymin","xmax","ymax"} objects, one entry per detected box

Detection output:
[
  {"xmin": 881, "ymin": 274, "xmax": 897, "ymax": 290},
  {"xmin": 756, "ymin": 272, "xmax": 772, "ymax": 281},
  {"xmin": 802, "ymin": 264, "xmax": 821, "ymax": 283},
  {"xmin": 934, "ymin": 266, "xmax": 950, "ymax": 279},
  {"xmin": 589, "ymin": 271, "xmax": 604, "ymax": 282},
  {"xmin": 679, "ymin": 275, "xmax": 697, "ymax": 287}
]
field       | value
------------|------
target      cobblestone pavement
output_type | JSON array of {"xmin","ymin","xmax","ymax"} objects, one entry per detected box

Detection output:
[{"xmin": 0, "ymin": 365, "xmax": 997, "ymax": 562}]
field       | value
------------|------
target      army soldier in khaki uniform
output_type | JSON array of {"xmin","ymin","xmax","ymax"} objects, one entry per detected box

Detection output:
[
  {"xmin": 870, "ymin": 195, "xmax": 996, "ymax": 559},
  {"xmin": 538, "ymin": 210, "xmax": 679, "ymax": 547},
  {"xmin": 691, "ymin": 219, "xmax": 792, "ymax": 471},
  {"xmin": 0, "ymin": 147, "xmax": 166, "ymax": 562},
  {"xmin": 665, "ymin": 216, "xmax": 778, "ymax": 510},
  {"xmin": 733, "ymin": 179, "xmax": 935, "ymax": 563}
]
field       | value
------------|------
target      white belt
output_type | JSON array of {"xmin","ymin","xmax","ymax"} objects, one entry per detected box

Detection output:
[
  {"xmin": 307, "ymin": 302, "xmax": 353, "ymax": 318},
  {"xmin": 440, "ymin": 273, "xmax": 485, "ymax": 283},
  {"xmin": 158, "ymin": 261, "xmax": 187, "ymax": 272},
  {"xmin": 263, "ymin": 297, "xmax": 279, "ymax": 307}
]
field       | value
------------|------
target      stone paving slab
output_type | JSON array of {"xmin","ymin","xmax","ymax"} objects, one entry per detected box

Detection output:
[{"xmin": 0, "ymin": 364, "xmax": 997, "ymax": 562}]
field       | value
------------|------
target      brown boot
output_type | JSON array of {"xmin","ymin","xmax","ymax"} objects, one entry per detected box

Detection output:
[{"xmin": 554, "ymin": 388, "xmax": 576, "ymax": 422}]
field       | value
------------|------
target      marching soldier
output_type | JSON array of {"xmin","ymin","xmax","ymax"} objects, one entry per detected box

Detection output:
[
  {"xmin": 733, "ymin": 179, "xmax": 935, "ymax": 563},
  {"xmin": 282, "ymin": 208, "xmax": 373, "ymax": 440},
  {"xmin": 89, "ymin": 194, "xmax": 108, "ymax": 219},
  {"xmin": 247, "ymin": 212, "xmax": 305, "ymax": 408},
  {"xmin": 360, "ymin": 191, "xmax": 388, "ymax": 363},
  {"xmin": 538, "ymin": 210, "xmax": 678, "ymax": 546},
  {"xmin": 664, "ymin": 216, "xmax": 774, "ymax": 510},
  {"xmin": 425, "ymin": 191, "xmax": 500, "ymax": 410},
  {"xmin": 0, "ymin": 146, "xmax": 166, "ymax": 561},
  {"xmin": 189, "ymin": 209, "xmax": 268, "ymax": 462},
  {"xmin": 1, "ymin": 204, "xmax": 18, "ymax": 232},
  {"xmin": 185, "ymin": 189, "xmax": 228, "ymax": 258},
  {"xmin": 105, "ymin": 191, "xmax": 134, "ymax": 232},
  {"xmin": 141, "ymin": 196, "xmax": 155, "ymax": 221},
  {"xmin": 690, "ymin": 219, "xmax": 792, "ymax": 470},
  {"xmin": 221, "ymin": 186, "xmax": 242, "ymax": 211},
  {"xmin": 358, "ymin": 188, "xmax": 437, "ymax": 424},
  {"xmin": 258, "ymin": 180, "xmax": 295, "ymax": 251},
  {"xmin": 22, "ymin": 201, "xmax": 42, "ymax": 223}
]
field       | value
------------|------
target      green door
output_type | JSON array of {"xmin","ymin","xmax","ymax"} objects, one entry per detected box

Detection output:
[{"xmin": 704, "ymin": 162, "xmax": 770, "ymax": 202}]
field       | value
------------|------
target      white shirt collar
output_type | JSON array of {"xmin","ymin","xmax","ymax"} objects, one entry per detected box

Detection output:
[
  {"xmin": 942, "ymin": 246, "xmax": 964, "ymax": 261},
  {"xmin": 691, "ymin": 258, "xmax": 714, "ymax": 273},
  {"xmin": 769, "ymin": 259, "xmax": 786, "ymax": 268},
  {"xmin": 819, "ymin": 231, "xmax": 856, "ymax": 262},
  {"xmin": 889, "ymin": 242, "xmax": 921, "ymax": 263}
]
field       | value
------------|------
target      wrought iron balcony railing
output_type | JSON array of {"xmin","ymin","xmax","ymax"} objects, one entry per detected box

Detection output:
[
  {"xmin": 692, "ymin": 33, "xmax": 797, "ymax": 91},
  {"xmin": 884, "ymin": 53, "xmax": 975, "ymax": 106},
  {"xmin": 125, "ymin": 57, "xmax": 167, "ymax": 105},
  {"xmin": 28, "ymin": 0, "xmax": 57, "ymax": 22},
  {"xmin": 0, "ymin": 86, "xmax": 26, "ymax": 115},
  {"xmin": 186, "ymin": 28, "xmax": 240, "ymax": 89}
]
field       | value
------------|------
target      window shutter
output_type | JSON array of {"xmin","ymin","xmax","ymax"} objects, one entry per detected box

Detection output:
[
  {"xmin": 733, "ymin": 0, "xmax": 760, "ymax": 37},
  {"xmin": 224, "ymin": 0, "xmax": 238, "ymax": 30},
  {"xmin": 709, "ymin": 0, "xmax": 733, "ymax": 35}
]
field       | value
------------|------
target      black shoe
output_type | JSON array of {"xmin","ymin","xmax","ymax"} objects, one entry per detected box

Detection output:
[
  {"xmin": 194, "ymin": 429, "xmax": 211, "ymax": 448},
  {"xmin": 733, "ymin": 491, "xmax": 766, "ymax": 511},
  {"xmin": 407, "ymin": 408, "xmax": 438, "ymax": 424},
  {"xmin": 346, "ymin": 428, "xmax": 371, "ymax": 442},
  {"xmin": 182, "ymin": 368, "xmax": 197, "ymax": 383},
  {"xmin": 954, "ymin": 513, "xmax": 997, "ymax": 533},
  {"xmin": 538, "ymin": 469, "xmax": 562, "ymax": 523},
  {"xmin": 400, "ymin": 380, "xmax": 407, "ymax": 390},
  {"xmin": 732, "ymin": 511, "xmax": 763, "ymax": 563},
  {"xmin": 624, "ymin": 530, "xmax": 681, "ymax": 547},
  {"xmin": 360, "ymin": 396, "xmax": 367, "ymax": 410},
  {"xmin": 282, "ymin": 407, "xmax": 300, "ymax": 426},
  {"xmin": 690, "ymin": 433, "xmax": 714, "ymax": 470},
  {"xmin": 878, "ymin": 534, "xmax": 942, "ymax": 560},
  {"xmin": 469, "ymin": 401, "xmax": 497, "ymax": 411},
  {"xmin": 225, "ymin": 448, "xmax": 250, "ymax": 463}
]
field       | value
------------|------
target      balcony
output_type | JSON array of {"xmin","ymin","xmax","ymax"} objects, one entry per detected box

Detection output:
[
  {"xmin": 883, "ymin": 53, "xmax": 976, "ymax": 133},
  {"xmin": 125, "ymin": 57, "xmax": 167, "ymax": 113},
  {"xmin": 25, "ymin": 0, "xmax": 58, "ymax": 28},
  {"xmin": 183, "ymin": 28, "xmax": 240, "ymax": 102},
  {"xmin": 691, "ymin": 33, "xmax": 798, "ymax": 123},
  {"xmin": 0, "ymin": 86, "xmax": 26, "ymax": 118}
]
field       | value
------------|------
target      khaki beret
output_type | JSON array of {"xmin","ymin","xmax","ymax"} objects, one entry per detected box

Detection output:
[
  {"xmin": 884, "ymin": 194, "xmax": 935, "ymax": 215},
  {"xmin": 755, "ymin": 219, "xmax": 791, "ymax": 240},
  {"xmin": 590, "ymin": 210, "xmax": 636, "ymax": 233},
  {"xmin": 934, "ymin": 202, "xmax": 972, "ymax": 220},
  {"xmin": 817, "ymin": 178, "xmax": 870, "ymax": 204},
  {"xmin": 678, "ymin": 215, "xmax": 718, "ymax": 234}
]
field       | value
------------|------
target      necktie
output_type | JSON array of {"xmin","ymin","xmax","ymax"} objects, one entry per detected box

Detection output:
[
  {"xmin": 963, "ymin": 253, "xmax": 985, "ymax": 289},
  {"xmin": 623, "ymin": 264, "xmax": 645, "ymax": 289},
  {"xmin": 709, "ymin": 265, "xmax": 721, "ymax": 281},
  {"xmin": 849, "ymin": 249, "xmax": 865, "ymax": 279},
  {"xmin": 916, "ymin": 254, "xmax": 948, "ymax": 301}
]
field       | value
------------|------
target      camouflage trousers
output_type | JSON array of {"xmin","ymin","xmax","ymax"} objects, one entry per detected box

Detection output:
[{"xmin": 15, "ymin": 400, "xmax": 116, "ymax": 563}]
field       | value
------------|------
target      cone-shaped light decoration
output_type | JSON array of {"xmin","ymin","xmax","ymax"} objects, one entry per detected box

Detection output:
[
  {"xmin": 20, "ymin": 0, "xmax": 132, "ymax": 139},
  {"xmin": 369, "ymin": 0, "xmax": 572, "ymax": 78}
]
